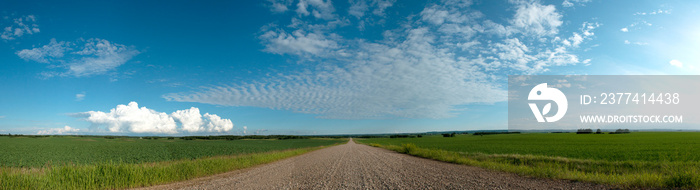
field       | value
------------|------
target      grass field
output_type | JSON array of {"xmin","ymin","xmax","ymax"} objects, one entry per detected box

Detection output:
[
  {"xmin": 0, "ymin": 136, "xmax": 345, "ymax": 189},
  {"xmin": 357, "ymin": 132, "xmax": 700, "ymax": 188}
]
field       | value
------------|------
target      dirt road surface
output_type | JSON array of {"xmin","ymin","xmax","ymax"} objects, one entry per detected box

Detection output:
[{"xmin": 141, "ymin": 139, "xmax": 608, "ymax": 189}]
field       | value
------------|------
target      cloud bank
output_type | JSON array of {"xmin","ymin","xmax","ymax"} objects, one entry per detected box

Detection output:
[{"xmin": 79, "ymin": 102, "xmax": 234, "ymax": 134}]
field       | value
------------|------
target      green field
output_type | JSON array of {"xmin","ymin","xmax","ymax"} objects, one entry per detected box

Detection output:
[
  {"xmin": 0, "ymin": 136, "xmax": 345, "ymax": 189},
  {"xmin": 357, "ymin": 132, "xmax": 700, "ymax": 188},
  {"xmin": 0, "ymin": 136, "xmax": 343, "ymax": 167}
]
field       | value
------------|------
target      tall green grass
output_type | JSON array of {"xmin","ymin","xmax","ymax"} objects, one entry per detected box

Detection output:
[
  {"xmin": 1, "ymin": 145, "xmax": 334, "ymax": 189},
  {"xmin": 358, "ymin": 133, "xmax": 700, "ymax": 188}
]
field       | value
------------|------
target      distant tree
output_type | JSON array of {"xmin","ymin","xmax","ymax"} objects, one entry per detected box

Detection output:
[
  {"xmin": 596, "ymin": 129, "xmax": 602, "ymax": 134},
  {"xmin": 577, "ymin": 129, "xmax": 593, "ymax": 134}
]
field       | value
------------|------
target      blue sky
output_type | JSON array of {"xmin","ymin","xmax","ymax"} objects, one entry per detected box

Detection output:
[{"xmin": 0, "ymin": 0, "xmax": 698, "ymax": 135}]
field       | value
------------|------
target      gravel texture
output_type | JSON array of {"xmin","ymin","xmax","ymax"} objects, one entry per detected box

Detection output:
[{"xmin": 139, "ymin": 139, "xmax": 610, "ymax": 190}]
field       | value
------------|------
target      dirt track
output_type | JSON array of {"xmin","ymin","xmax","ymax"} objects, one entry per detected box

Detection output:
[{"xmin": 141, "ymin": 139, "xmax": 608, "ymax": 189}]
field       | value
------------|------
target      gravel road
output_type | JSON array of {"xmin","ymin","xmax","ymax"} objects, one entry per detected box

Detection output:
[{"xmin": 140, "ymin": 139, "xmax": 608, "ymax": 189}]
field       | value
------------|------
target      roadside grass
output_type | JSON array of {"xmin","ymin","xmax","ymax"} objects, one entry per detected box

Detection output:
[
  {"xmin": 0, "ymin": 144, "xmax": 339, "ymax": 189},
  {"xmin": 359, "ymin": 133, "xmax": 700, "ymax": 189}
]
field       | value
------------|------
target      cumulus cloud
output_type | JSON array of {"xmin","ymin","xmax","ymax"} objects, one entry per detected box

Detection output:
[
  {"xmin": 37, "ymin": 126, "xmax": 79, "ymax": 135},
  {"xmin": 165, "ymin": 0, "xmax": 597, "ymax": 119},
  {"xmin": 79, "ymin": 102, "xmax": 234, "ymax": 134},
  {"xmin": 243, "ymin": 126, "xmax": 248, "ymax": 134},
  {"xmin": 16, "ymin": 38, "xmax": 139, "ymax": 78},
  {"xmin": 670, "ymin": 60, "xmax": 683, "ymax": 68},
  {"xmin": 620, "ymin": 28, "xmax": 629, "ymax": 32},
  {"xmin": 203, "ymin": 113, "xmax": 234, "ymax": 132},
  {"xmin": 83, "ymin": 102, "xmax": 177, "ymax": 134},
  {"xmin": 171, "ymin": 107, "xmax": 204, "ymax": 132},
  {"xmin": 1, "ymin": 15, "xmax": 40, "ymax": 40}
]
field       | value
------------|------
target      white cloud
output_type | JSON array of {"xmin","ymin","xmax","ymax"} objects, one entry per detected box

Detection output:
[
  {"xmin": 670, "ymin": 60, "xmax": 683, "ymax": 68},
  {"xmin": 0, "ymin": 116, "xmax": 5, "ymax": 119},
  {"xmin": 165, "ymin": 0, "xmax": 597, "ymax": 119},
  {"xmin": 620, "ymin": 28, "xmax": 629, "ymax": 32},
  {"xmin": 634, "ymin": 9, "xmax": 670, "ymax": 16},
  {"xmin": 203, "ymin": 113, "xmax": 234, "ymax": 132},
  {"xmin": 296, "ymin": 0, "xmax": 336, "ymax": 20},
  {"xmin": 348, "ymin": 0, "xmax": 369, "ymax": 18},
  {"xmin": 16, "ymin": 38, "xmax": 139, "ymax": 78},
  {"xmin": 80, "ymin": 102, "xmax": 234, "ymax": 134},
  {"xmin": 582, "ymin": 59, "xmax": 591, "ymax": 66},
  {"xmin": 83, "ymin": 102, "xmax": 177, "ymax": 134},
  {"xmin": 268, "ymin": 0, "xmax": 293, "ymax": 13},
  {"xmin": 511, "ymin": 1, "xmax": 562, "ymax": 36},
  {"xmin": 66, "ymin": 38, "xmax": 140, "ymax": 77},
  {"xmin": 243, "ymin": 126, "xmax": 248, "ymax": 134},
  {"xmin": 569, "ymin": 33, "xmax": 583, "ymax": 47},
  {"xmin": 75, "ymin": 92, "xmax": 86, "ymax": 101},
  {"xmin": 370, "ymin": 0, "xmax": 395, "ymax": 16},
  {"xmin": 562, "ymin": 0, "xmax": 591, "ymax": 8},
  {"xmin": 1, "ymin": 15, "xmax": 40, "ymax": 40},
  {"xmin": 16, "ymin": 38, "xmax": 71, "ymax": 63},
  {"xmin": 166, "ymin": 27, "xmax": 507, "ymax": 119},
  {"xmin": 348, "ymin": 0, "xmax": 396, "ymax": 30},
  {"xmin": 624, "ymin": 40, "xmax": 648, "ymax": 45},
  {"xmin": 171, "ymin": 107, "xmax": 205, "ymax": 132},
  {"xmin": 260, "ymin": 29, "xmax": 339, "ymax": 56},
  {"xmin": 37, "ymin": 126, "xmax": 79, "ymax": 135}
]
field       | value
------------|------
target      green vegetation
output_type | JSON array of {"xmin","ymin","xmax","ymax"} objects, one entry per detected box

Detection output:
[
  {"xmin": 0, "ymin": 136, "xmax": 345, "ymax": 189},
  {"xmin": 0, "ymin": 136, "xmax": 342, "ymax": 167},
  {"xmin": 357, "ymin": 132, "xmax": 700, "ymax": 189}
]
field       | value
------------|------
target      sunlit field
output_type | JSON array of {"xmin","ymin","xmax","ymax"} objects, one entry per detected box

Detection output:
[
  {"xmin": 0, "ymin": 136, "xmax": 345, "ymax": 189},
  {"xmin": 358, "ymin": 132, "xmax": 700, "ymax": 188}
]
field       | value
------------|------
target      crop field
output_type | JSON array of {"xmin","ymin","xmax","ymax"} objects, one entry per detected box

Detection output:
[
  {"xmin": 357, "ymin": 132, "xmax": 700, "ymax": 188},
  {"xmin": 0, "ymin": 136, "xmax": 343, "ymax": 167},
  {"xmin": 0, "ymin": 136, "xmax": 345, "ymax": 189}
]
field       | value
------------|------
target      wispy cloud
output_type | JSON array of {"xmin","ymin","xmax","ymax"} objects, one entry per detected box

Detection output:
[
  {"xmin": 166, "ymin": 0, "xmax": 597, "ymax": 119},
  {"xmin": 76, "ymin": 102, "xmax": 233, "ymax": 134},
  {"xmin": 634, "ymin": 9, "xmax": 671, "ymax": 16},
  {"xmin": 75, "ymin": 92, "xmax": 86, "ymax": 101},
  {"xmin": 1, "ymin": 15, "xmax": 39, "ymax": 40},
  {"xmin": 16, "ymin": 38, "xmax": 139, "ymax": 78},
  {"xmin": 562, "ymin": 0, "xmax": 591, "ymax": 8},
  {"xmin": 624, "ymin": 40, "xmax": 648, "ymax": 46}
]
